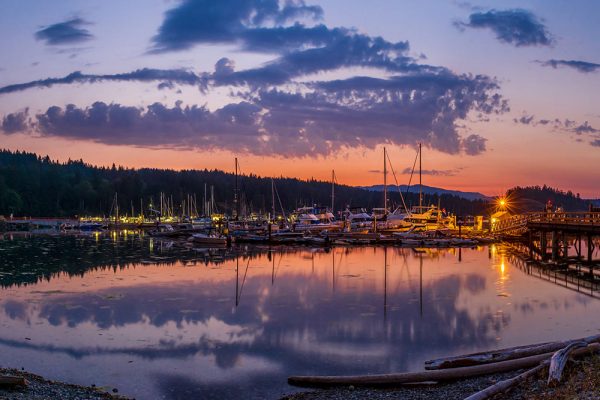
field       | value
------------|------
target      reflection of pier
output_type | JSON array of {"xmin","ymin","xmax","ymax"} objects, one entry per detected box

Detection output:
[{"xmin": 507, "ymin": 244, "xmax": 600, "ymax": 299}]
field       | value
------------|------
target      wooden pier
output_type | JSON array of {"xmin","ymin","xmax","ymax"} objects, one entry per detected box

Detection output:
[{"xmin": 493, "ymin": 212, "xmax": 600, "ymax": 265}]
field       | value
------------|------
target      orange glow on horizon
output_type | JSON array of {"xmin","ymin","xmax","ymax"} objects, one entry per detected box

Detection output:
[{"xmin": 2, "ymin": 131, "xmax": 599, "ymax": 198}]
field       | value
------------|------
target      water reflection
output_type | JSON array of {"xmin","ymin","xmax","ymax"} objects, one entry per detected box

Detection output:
[{"xmin": 0, "ymin": 235, "xmax": 599, "ymax": 399}]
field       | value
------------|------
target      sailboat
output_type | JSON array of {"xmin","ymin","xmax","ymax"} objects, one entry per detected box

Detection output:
[
  {"xmin": 375, "ymin": 147, "xmax": 412, "ymax": 230},
  {"xmin": 403, "ymin": 143, "xmax": 455, "ymax": 230}
]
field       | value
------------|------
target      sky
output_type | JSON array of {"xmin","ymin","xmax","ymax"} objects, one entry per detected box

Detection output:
[{"xmin": 0, "ymin": 0, "xmax": 599, "ymax": 197}]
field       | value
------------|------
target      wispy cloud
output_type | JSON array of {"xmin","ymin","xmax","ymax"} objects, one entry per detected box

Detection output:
[
  {"xmin": 456, "ymin": 9, "xmax": 553, "ymax": 47},
  {"xmin": 513, "ymin": 112, "xmax": 600, "ymax": 147},
  {"xmin": 0, "ymin": 69, "xmax": 209, "ymax": 94},
  {"xmin": 400, "ymin": 168, "xmax": 459, "ymax": 176},
  {"xmin": 35, "ymin": 18, "xmax": 94, "ymax": 45},
  {"xmin": 536, "ymin": 59, "xmax": 600, "ymax": 73}
]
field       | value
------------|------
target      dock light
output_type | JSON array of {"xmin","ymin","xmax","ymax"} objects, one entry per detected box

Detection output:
[{"xmin": 499, "ymin": 199, "xmax": 506, "ymax": 207}]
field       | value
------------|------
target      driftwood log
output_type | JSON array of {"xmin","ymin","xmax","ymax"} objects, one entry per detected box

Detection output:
[
  {"xmin": 0, "ymin": 376, "xmax": 28, "ymax": 388},
  {"xmin": 288, "ymin": 344, "xmax": 600, "ymax": 388},
  {"xmin": 289, "ymin": 352, "xmax": 552, "ymax": 388},
  {"xmin": 463, "ymin": 360, "xmax": 549, "ymax": 400},
  {"xmin": 547, "ymin": 341, "xmax": 587, "ymax": 386},
  {"xmin": 425, "ymin": 333, "xmax": 600, "ymax": 370},
  {"xmin": 465, "ymin": 341, "xmax": 596, "ymax": 400}
]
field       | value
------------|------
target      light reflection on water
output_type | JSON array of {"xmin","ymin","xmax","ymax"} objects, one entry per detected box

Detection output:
[{"xmin": 0, "ymin": 234, "xmax": 599, "ymax": 400}]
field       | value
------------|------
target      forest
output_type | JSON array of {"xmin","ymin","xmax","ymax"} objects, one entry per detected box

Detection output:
[{"xmin": 0, "ymin": 149, "xmax": 594, "ymax": 217}]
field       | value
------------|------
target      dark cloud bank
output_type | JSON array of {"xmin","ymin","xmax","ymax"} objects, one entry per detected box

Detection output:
[
  {"xmin": 456, "ymin": 9, "xmax": 553, "ymax": 47},
  {"xmin": 1, "ymin": 0, "xmax": 512, "ymax": 157}
]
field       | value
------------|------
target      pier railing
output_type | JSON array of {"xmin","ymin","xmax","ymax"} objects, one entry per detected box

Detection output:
[{"xmin": 492, "ymin": 212, "xmax": 600, "ymax": 234}]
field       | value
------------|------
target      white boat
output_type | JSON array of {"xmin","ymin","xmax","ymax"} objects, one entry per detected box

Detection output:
[
  {"xmin": 291, "ymin": 207, "xmax": 342, "ymax": 232},
  {"xmin": 343, "ymin": 208, "xmax": 373, "ymax": 231},
  {"xmin": 377, "ymin": 209, "xmax": 413, "ymax": 230},
  {"xmin": 404, "ymin": 205, "xmax": 455, "ymax": 230}
]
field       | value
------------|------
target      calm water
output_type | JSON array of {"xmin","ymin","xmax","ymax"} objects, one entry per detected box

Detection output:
[{"xmin": 1, "ymin": 232, "xmax": 599, "ymax": 399}]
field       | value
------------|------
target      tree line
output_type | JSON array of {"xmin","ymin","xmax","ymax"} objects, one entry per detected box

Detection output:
[{"xmin": 1, "ymin": 149, "xmax": 592, "ymax": 218}]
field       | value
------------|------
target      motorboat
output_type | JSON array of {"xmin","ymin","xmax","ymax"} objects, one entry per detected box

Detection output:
[
  {"xmin": 291, "ymin": 207, "xmax": 342, "ymax": 233},
  {"xmin": 404, "ymin": 205, "xmax": 456, "ymax": 230}
]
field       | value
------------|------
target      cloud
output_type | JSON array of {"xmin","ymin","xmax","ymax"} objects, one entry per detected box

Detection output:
[
  {"xmin": 513, "ymin": 114, "xmax": 535, "ymax": 124},
  {"xmin": 150, "ymin": 0, "xmax": 422, "ymax": 87},
  {"xmin": 4, "ymin": 70, "xmax": 505, "ymax": 157},
  {"xmin": 591, "ymin": 139, "xmax": 600, "ymax": 147},
  {"xmin": 1, "ymin": 0, "xmax": 509, "ymax": 157},
  {"xmin": 0, "ymin": 69, "xmax": 209, "ymax": 94},
  {"xmin": 400, "ymin": 168, "xmax": 458, "ymax": 176},
  {"xmin": 32, "ymin": 101, "xmax": 266, "ymax": 152},
  {"xmin": 514, "ymin": 114, "xmax": 599, "ymax": 133},
  {"xmin": 1, "ymin": 109, "xmax": 29, "ymax": 133},
  {"xmin": 151, "ymin": 0, "xmax": 323, "ymax": 53},
  {"xmin": 34, "ymin": 18, "xmax": 94, "ymax": 45},
  {"xmin": 513, "ymin": 113, "xmax": 600, "ymax": 147},
  {"xmin": 536, "ymin": 59, "xmax": 600, "ymax": 73},
  {"xmin": 456, "ymin": 9, "xmax": 553, "ymax": 47},
  {"xmin": 573, "ymin": 121, "xmax": 599, "ymax": 135},
  {"xmin": 461, "ymin": 134, "xmax": 487, "ymax": 155}
]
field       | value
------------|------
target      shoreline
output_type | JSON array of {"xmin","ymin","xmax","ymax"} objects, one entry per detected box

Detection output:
[
  {"xmin": 2, "ymin": 353, "xmax": 599, "ymax": 399},
  {"xmin": 281, "ymin": 353, "xmax": 600, "ymax": 400},
  {"xmin": 0, "ymin": 368, "xmax": 131, "ymax": 400}
]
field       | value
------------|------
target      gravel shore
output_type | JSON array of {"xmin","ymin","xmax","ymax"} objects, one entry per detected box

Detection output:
[
  {"xmin": 3, "ymin": 354, "xmax": 599, "ymax": 400},
  {"xmin": 281, "ymin": 354, "xmax": 600, "ymax": 400},
  {"xmin": 0, "ymin": 368, "xmax": 131, "ymax": 400}
]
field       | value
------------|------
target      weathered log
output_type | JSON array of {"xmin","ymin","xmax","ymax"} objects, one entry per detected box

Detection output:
[
  {"xmin": 288, "ymin": 344, "xmax": 600, "ymax": 388},
  {"xmin": 0, "ymin": 376, "xmax": 28, "ymax": 387},
  {"xmin": 547, "ymin": 341, "xmax": 587, "ymax": 387},
  {"xmin": 463, "ymin": 360, "xmax": 549, "ymax": 400},
  {"xmin": 425, "ymin": 332, "xmax": 600, "ymax": 370},
  {"xmin": 289, "ymin": 352, "xmax": 551, "ymax": 387}
]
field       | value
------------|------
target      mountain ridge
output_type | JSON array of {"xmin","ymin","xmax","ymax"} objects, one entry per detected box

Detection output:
[{"xmin": 362, "ymin": 184, "xmax": 492, "ymax": 201}]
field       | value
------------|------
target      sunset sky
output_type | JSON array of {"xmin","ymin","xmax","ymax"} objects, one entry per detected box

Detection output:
[{"xmin": 0, "ymin": 0, "xmax": 599, "ymax": 197}]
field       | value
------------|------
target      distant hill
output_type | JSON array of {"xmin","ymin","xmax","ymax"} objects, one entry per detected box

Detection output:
[{"xmin": 362, "ymin": 184, "xmax": 491, "ymax": 201}]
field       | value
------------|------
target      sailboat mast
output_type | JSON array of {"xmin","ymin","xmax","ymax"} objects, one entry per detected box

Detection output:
[
  {"xmin": 331, "ymin": 170, "xmax": 335, "ymax": 214},
  {"xmin": 114, "ymin": 192, "xmax": 119, "ymax": 225},
  {"xmin": 211, "ymin": 185, "xmax": 214, "ymax": 215},
  {"xmin": 234, "ymin": 158, "xmax": 239, "ymax": 220},
  {"xmin": 383, "ymin": 147, "xmax": 387, "ymax": 213},
  {"xmin": 271, "ymin": 178, "xmax": 275, "ymax": 221},
  {"xmin": 419, "ymin": 143, "xmax": 422, "ymax": 209}
]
